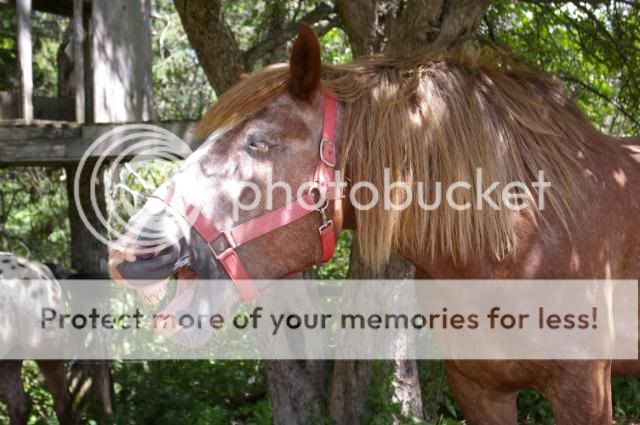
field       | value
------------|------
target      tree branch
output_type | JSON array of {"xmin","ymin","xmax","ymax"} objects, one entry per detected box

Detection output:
[
  {"xmin": 429, "ymin": 0, "xmax": 492, "ymax": 52},
  {"xmin": 560, "ymin": 73, "xmax": 640, "ymax": 128},
  {"xmin": 334, "ymin": 0, "xmax": 381, "ymax": 57},
  {"xmin": 243, "ymin": 2, "xmax": 336, "ymax": 68},
  {"xmin": 385, "ymin": 0, "xmax": 445, "ymax": 55}
]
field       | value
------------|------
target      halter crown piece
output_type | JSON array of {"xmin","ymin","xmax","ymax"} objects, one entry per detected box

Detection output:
[{"xmin": 154, "ymin": 89, "xmax": 340, "ymax": 302}]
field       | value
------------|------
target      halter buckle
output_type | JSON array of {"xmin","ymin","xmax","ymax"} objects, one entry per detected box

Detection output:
[
  {"xmin": 316, "ymin": 199, "xmax": 330, "ymax": 224},
  {"xmin": 319, "ymin": 219, "xmax": 333, "ymax": 233},
  {"xmin": 208, "ymin": 231, "xmax": 236, "ymax": 259},
  {"xmin": 320, "ymin": 139, "xmax": 335, "ymax": 167}
]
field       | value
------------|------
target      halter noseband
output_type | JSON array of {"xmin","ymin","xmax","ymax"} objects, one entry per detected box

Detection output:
[{"xmin": 154, "ymin": 90, "xmax": 339, "ymax": 302}]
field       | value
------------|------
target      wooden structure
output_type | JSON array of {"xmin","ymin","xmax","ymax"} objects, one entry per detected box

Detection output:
[
  {"xmin": 0, "ymin": 1, "xmax": 199, "ymax": 417},
  {"xmin": 0, "ymin": 0, "xmax": 198, "ymax": 274},
  {"xmin": 1, "ymin": 0, "xmax": 153, "ymax": 124}
]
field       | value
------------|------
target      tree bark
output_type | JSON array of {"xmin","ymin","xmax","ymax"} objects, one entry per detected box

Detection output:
[
  {"xmin": 264, "ymin": 267, "xmax": 329, "ymax": 425},
  {"xmin": 265, "ymin": 360, "xmax": 326, "ymax": 425},
  {"xmin": 329, "ymin": 240, "xmax": 422, "ymax": 424},
  {"xmin": 392, "ymin": 359, "xmax": 424, "ymax": 421},
  {"xmin": 65, "ymin": 161, "xmax": 108, "ymax": 275},
  {"xmin": 64, "ymin": 162, "xmax": 114, "ymax": 422},
  {"xmin": 329, "ymin": 360, "xmax": 372, "ymax": 425},
  {"xmin": 335, "ymin": 0, "xmax": 491, "ymax": 56},
  {"xmin": 173, "ymin": 0, "xmax": 244, "ymax": 93},
  {"xmin": 334, "ymin": 0, "xmax": 382, "ymax": 56}
]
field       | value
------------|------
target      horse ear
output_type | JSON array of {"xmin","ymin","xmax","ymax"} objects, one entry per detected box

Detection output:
[{"xmin": 289, "ymin": 22, "xmax": 321, "ymax": 102}]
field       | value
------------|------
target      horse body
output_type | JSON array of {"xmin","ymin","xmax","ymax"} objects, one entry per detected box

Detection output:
[
  {"xmin": 0, "ymin": 252, "xmax": 72, "ymax": 425},
  {"xmin": 407, "ymin": 135, "xmax": 640, "ymax": 424},
  {"xmin": 110, "ymin": 24, "xmax": 640, "ymax": 425}
]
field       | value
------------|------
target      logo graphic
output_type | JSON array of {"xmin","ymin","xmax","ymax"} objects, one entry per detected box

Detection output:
[{"xmin": 74, "ymin": 124, "xmax": 192, "ymax": 252}]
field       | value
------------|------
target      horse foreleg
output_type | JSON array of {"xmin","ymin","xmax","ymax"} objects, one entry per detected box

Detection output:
[
  {"xmin": 444, "ymin": 361, "xmax": 517, "ymax": 425},
  {"xmin": 36, "ymin": 360, "xmax": 73, "ymax": 425},
  {"xmin": 0, "ymin": 360, "xmax": 31, "ymax": 425},
  {"xmin": 543, "ymin": 360, "xmax": 612, "ymax": 425}
]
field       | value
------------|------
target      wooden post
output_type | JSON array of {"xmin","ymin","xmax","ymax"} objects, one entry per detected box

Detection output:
[
  {"xmin": 16, "ymin": 0, "xmax": 33, "ymax": 124},
  {"xmin": 92, "ymin": 0, "xmax": 152, "ymax": 123},
  {"xmin": 65, "ymin": 161, "xmax": 108, "ymax": 275},
  {"xmin": 73, "ymin": 0, "xmax": 85, "ymax": 123}
]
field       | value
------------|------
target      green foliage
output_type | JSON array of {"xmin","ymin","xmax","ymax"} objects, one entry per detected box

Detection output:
[
  {"xmin": 517, "ymin": 389, "xmax": 554, "ymax": 424},
  {"xmin": 111, "ymin": 360, "xmax": 270, "ymax": 425},
  {"xmin": 31, "ymin": 12, "xmax": 68, "ymax": 98},
  {"xmin": 0, "ymin": 10, "xmax": 69, "ymax": 261},
  {"xmin": 320, "ymin": 27, "xmax": 352, "ymax": 64},
  {"xmin": 315, "ymin": 230, "xmax": 352, "ymax": 280},
  {"xmin": 0, "ymin": 362, "xmax": 57, "ymax": 425},
  {"xmin": 0, "ymin": 6, "xmax": 17, "ymax": 91},
  {"xmin": 0, "ymin": 168, "xmax": 70, "ymax": 265},
  {"xmin": 152, "ymin": 0, "xmax": 214, "ymax": 120},
  {"xmin": 363, "ymin": 361, "xmax": 404, "ymax": 424},
  {"xmin": 613, "ymin": 377, "xmax": 640, "ymax": 422},
  {"xmin": 482, "ymin": 1, "xmax": 640, "ymax": 136},
  {"xmin": 419, "ymin": 361, "xmax": 458, "ymax": 423}
]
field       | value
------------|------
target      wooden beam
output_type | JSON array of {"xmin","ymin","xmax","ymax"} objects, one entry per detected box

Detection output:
[
  {"xmin": 1, "ymin": 1, "xmax": 91, "ymax": 17},
  {"xmin": 16, "ymin": 0, "xmax": 33, "ymax": 124},
  {"xmin": 0, "ymin": 121, "xmax": 199, "ymax": 166},
  {"xmin": 73, "ymin": 0, "xmax": 85, "ymax": 123}
]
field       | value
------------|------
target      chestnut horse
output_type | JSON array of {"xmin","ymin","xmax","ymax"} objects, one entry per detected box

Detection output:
[{"xmin": 110, "ymin": 24, "xmax": 640, "ymax": 424}]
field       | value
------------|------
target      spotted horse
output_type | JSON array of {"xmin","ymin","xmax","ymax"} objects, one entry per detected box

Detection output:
[{"xmin": 0, "ymin": 252, "xmax": 72, "ymax": 425}]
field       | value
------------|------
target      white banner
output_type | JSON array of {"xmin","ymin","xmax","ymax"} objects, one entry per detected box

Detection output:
[{"xmin": 0, "ymin": 279, "xmax": 636, "ymax": 360}]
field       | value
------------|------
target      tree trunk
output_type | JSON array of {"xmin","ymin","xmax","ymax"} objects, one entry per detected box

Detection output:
[
  {"xmin": 329, "ymin": 360, "xmax": 372, "ymax": 425},
  {"xmin": 170, "ymin": 1, "xmax": 492, "ymax": 422},
  {"xmin": 65, "ymin": 162, "xmax": 114, "ymax": 421},
  {"xmin": 65, "ymin": 161, "xmax": 108, "ymax": 275},
  {"xmin": 331, "ymin": 1, "xmax": 491, "ymax": 422},
  {"xmin": 392, "ymin": 359, "xmax": 424, "ymax": 422},
  {"xmin": 329, "ymin": 240, "xmax": 421, "ymax": 424},
  {"xmin": 265, "ymin": 360, "xmax": 326, "ymax": 425},
  {"xmin": 335, "ymin": 0, "xmax": 491, "ymax": 56},
  {"xmin": 173, "ymin": 0, "xmax": 244, "ymax": 93}
]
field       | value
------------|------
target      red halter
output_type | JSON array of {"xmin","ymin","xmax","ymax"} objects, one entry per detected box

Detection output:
[{"xmin": 154, "ymin": 90, "xmax": 339, "ymax": 302}]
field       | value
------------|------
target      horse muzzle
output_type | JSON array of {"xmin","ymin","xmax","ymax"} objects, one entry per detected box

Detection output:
[{"xmin": 108, "ymin": 198, "xmax": 194, "ymax": 285}]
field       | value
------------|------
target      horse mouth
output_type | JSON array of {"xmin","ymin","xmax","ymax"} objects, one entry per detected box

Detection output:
[{"xmin": 109, "ymin": 240, "xmax": 196, "ymax": 287}]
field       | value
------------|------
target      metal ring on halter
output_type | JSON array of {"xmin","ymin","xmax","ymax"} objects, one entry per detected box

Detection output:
[
  {"xmin": 316, "ymin": 199, "xmax": 330, "ymax": 225},
  {"xmin": 208, "ymin": 231, "xmax": 236, "ymax": 260},
  {"xmin": 320, "ymin": 138, "xmax": 336, "ymax": 167},
  {"xmin": 307, "ymin": 183, "xmax": 327, "ymax": 204},
  {"xmin": 318, "ymin": 219, "xmax": 333, "ymax": 233}
]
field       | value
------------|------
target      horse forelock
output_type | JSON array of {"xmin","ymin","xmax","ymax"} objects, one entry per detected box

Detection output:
[{"xmin": 194, "ymin": 53, "xmax": 606, "ymax": 271}]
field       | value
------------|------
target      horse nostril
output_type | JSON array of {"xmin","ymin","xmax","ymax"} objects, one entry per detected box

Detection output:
[{"xmin": 136, "ymin": 252, "xmax": 155, "ymax": 261}]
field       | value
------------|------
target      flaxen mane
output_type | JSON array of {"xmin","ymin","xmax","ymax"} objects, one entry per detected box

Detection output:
[{"xmin": 197, "ymin": 55, "xmax": 603, "ymax": 271}]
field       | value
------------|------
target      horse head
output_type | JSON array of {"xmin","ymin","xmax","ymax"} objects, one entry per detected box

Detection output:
[{"xmin": 109, "ymin": 24, "xmax": 349, "ymax": 311}]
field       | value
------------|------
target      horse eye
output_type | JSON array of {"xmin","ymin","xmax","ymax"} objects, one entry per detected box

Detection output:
[{"xmin": 246, "ymin": 134, "xmax": 271, "ymax": 153}]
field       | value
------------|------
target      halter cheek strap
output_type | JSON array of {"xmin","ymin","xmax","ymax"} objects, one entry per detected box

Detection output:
[{"xmin": 154, "ymin": 90, "xmax": 340, "ymax": 302}]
